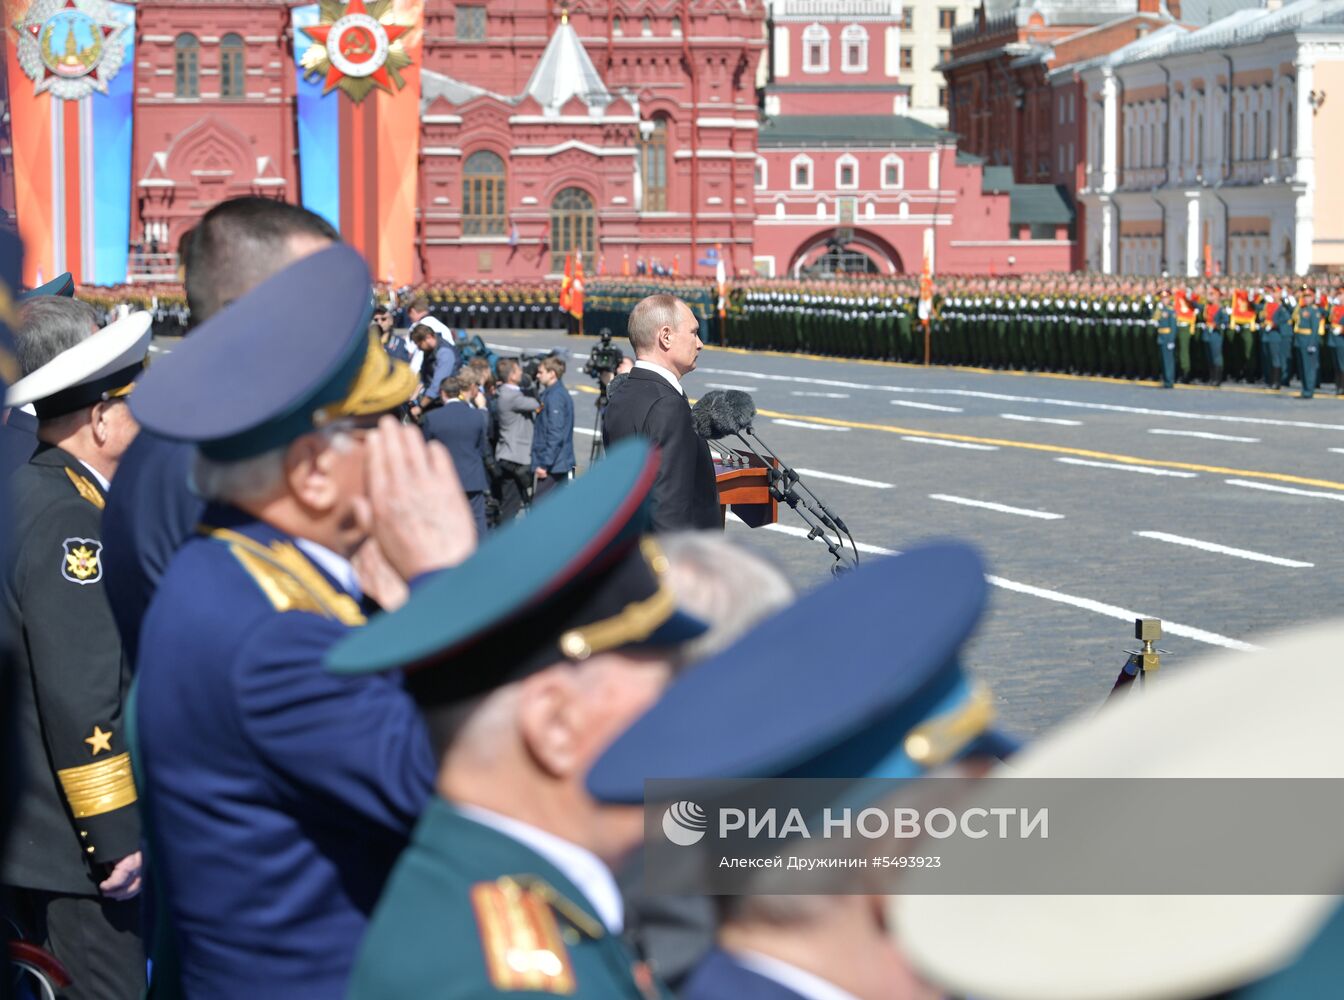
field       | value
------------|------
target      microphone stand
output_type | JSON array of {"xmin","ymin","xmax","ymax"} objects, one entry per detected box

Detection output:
[
  {"xmin": 736, "ymin": 427, "xmax": 862, "ymax": 568},
  {"xmin": 730, "ymin": 431, "xmax": 856, "ymax": 575}
]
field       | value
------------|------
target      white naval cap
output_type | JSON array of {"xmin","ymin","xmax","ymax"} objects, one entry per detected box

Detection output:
[
  {"xmin": 7, "ymin": 311, "xmax": 152, "ymax": 418},
  {"xmin": 891, "ymin": 620, "xmax": 1344, "ymax": 1000}
]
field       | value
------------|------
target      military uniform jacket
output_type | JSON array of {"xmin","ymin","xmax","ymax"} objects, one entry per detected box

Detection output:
[
  {"xmin": 133, "ymin": 507, "xmax": 435, "ymax": 999},
  {"xmin": 2, "ymin": 444, "xmax": 140, "ymax": 895},
  {"xmin": 682, "ymin": 948, "xmax": 810, "ymax": 1000},
  {"xmin": 348, "ymin": 798, "xmax": 669, "ymax": 1000}
]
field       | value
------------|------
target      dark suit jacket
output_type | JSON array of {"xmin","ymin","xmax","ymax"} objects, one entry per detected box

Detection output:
[
  {"xmin": 681, "ymin": 948, "xmax": 808, "ymax": 1000},
  {"xmin": 602, "ymin": 368, "xmax": 720, "ymax": 532},
  {"xmin": 421, "ymin": 400, "xmax": 491, "ymax": 494}
]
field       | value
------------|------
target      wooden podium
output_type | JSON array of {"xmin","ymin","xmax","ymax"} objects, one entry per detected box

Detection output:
[{"xmin": 715, "ymin": 449, "xmax": 778, "ymax": 528}]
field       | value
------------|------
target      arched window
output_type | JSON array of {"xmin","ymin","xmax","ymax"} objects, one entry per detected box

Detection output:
[
  {"xmin": 753, "ymin": 157, "xmax": 767, "ymax": 190},
  {"xmin": 803, "ymin": 24, "xmax": 829, "ymax": 73},
  {"xmin": 790, "ymin": 154, "xmax": 813, "ymax": 190},
  {"xmin": 641, "ymin": 16, "xmax": 652, "ymax": 36},
  {"xmin": 836, "ymin": 154, "xmax": 859, "ymax": 189},
  {"xmin": 551, "ymin": 187, "xmax": 595, "ymax": 273},
  {"xmin": 175, "ymin": 33, "xmax": 199, "ymax": 98},
  {"xmin": 463, "ymin": 151, "xmax": 506, "ymax": 236},
  {"xmin": 612, "ymin": 14, "xmax": 623, "ymax": 36},
  {"xmin": 841, "ymin": 25, "xmax": 868, "ymax": 73},
  {"xmin": 671, "ymin": 16, "xmax": 683, "ymax": 37},
  {"xmin": 640, "ymin": 118, "xmax": 668, "ymax": 212},
  {"xmin": 1286, "ymin": 100, "xmax": 1295, "ymax": 158},
  {"xmin": 220, "ymin": 33, "xmax": 244, "ymax": 100}
]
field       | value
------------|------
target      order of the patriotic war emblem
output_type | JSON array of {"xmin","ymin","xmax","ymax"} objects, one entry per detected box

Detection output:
[
  {"xmin": 62, "ymin": 537, "xmax": 103, "ymax": 585},
  {"xmin": 300, "ymin": 0, "xmax": 413, "ymax": 104},
  {"xmin": 13, "ymin": 0, "xmax": 129, "ymax": 101}
]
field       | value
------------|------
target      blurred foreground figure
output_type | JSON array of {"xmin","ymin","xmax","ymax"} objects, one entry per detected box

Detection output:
[
  {"xmin": 3, "ymin": 299, "xmax": 152, "ymax": 999},
  {"xmin": 894, "ymin": 621, "xmax": 1344, "ymax": 1000}
]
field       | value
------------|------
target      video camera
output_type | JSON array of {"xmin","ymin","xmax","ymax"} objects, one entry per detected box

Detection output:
[{"xmin": 583, "ymin": 329, "xmax": 625, "ymax": 380}]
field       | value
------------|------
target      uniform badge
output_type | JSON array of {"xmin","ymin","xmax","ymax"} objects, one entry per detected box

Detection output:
[
  {"xmin": 299, "ymin": 0, "xmax": 414, "ymax": 104},
  {"xmin": 62, "ymin": 537, "xmax": 102, "ymax": 585},
  {"xmin": 12, "ymin": 0, "xmax": 130, "ymax": 101},
  {"xmin": 471, "ymin": 879, "xmax": 577, "ymax": 994}
]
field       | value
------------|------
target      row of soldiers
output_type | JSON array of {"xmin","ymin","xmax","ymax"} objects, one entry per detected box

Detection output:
[{"xmin": 728, "ymin": 276, "xmax": 1344, "ymax": 391}]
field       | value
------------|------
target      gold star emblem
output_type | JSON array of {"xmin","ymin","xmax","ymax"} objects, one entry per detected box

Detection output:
[{"xmin": 84, "ymin": 725, "xmax": 112, "ymax": 756}]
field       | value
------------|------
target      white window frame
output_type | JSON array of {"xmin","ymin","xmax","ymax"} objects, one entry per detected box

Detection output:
[
  {"xmin": 803, "ymin": 23, "xmax": 829, "ymax": 74},
  {"xmin": 754, "ymin": 156, "xmax": 768, "ymax": 190},
  {"xmin": 880, "ymin": 153, "xmax": 904, "ymax": 190},
  {"xmin": 841, "ymin": 24, "xmax": 868, "ymax": 74},
  {"xmin": 791, "ymin": 154, "xmax": 814, "ymax": 190},
  {"xmin": 836, "ymin": 154, "xmax": 860, "ymax": 190}
]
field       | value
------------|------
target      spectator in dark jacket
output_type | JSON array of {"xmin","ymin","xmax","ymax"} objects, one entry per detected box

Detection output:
[
  {"xmin": 421, "ymin": 375, "xmax": 491, "ymax": 535},
  {"xmin": 531, "ymin": 356, "xmax": 575, "ymax": 501},
  {"xmin": 409, "ymin": 324, "xmax": 458, "ymax": 418}
]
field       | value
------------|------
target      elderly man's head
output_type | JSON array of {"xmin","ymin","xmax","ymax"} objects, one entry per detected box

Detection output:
[
  {"xmin": 627, "ymin": 294, "xmax": 703, "ymax": 377},
  {"xmin": 17, "ymin": 297, "xmax": 141, "ymax": 473}
]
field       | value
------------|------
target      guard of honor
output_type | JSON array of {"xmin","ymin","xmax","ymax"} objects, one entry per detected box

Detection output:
[{"xmin": 8, "ymin": 200, "xmax": 1344, "ymax": 1000}]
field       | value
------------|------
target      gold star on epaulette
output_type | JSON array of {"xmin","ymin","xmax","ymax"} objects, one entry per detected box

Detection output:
[{"xmin": 84, "ymin": 725, "xmax": 113, "ymax": 756}]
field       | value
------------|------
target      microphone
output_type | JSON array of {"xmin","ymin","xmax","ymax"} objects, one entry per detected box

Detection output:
[{"xmin": 704, "ymin": 392, "xmax": 860, "ymax": 572}]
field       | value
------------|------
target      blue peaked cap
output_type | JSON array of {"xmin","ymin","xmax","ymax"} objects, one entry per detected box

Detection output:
[{"xmin": 587, "ymin": 541, "xmax": 1018, "ymax": 804}]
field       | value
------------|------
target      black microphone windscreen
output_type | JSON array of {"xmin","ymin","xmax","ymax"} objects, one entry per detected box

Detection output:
[
  {"xmin": 721, "ymin": 389, "xmax": 757, "ymax": 430},
  {"xmin": 690, "ymin": 390, "xmax": 725, "ymax": 439}
]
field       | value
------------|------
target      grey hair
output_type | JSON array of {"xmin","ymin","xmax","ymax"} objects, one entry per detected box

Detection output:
[
  {"xmin": 658, "ymin": 532, "xmax": 794, "ymax": 664},
  {"xmin": 626, "ymin": 294, "xmax": 685, "ymax": 354},
  {"xmin": 16, "ymin": 298, "xmax": 101, "ymax": 376},
  {"xmin": 190, "ymin": 427, "xmax": 354, "ymax": 504}
]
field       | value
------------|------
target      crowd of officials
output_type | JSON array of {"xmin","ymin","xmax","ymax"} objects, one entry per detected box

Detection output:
[{"xmin": 2, "ymin": 195, "xmax": 1343, "ymax": 1000}]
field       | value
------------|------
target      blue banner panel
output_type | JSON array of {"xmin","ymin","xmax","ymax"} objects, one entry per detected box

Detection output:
[
  {"xmin": 292, "ymin": 3, "xmax": 340, "ymax": 234},
  {"xmin": 86, "ymin": 0, "xmax": 135, "ymax": 285}
]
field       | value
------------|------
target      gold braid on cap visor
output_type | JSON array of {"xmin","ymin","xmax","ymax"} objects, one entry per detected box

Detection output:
[
  {"xmin": 903, "ymin": 685, "xmax": 996, "ymax": 769},
  {"xmin": 314, "ymin": 331, "xmax": 420, "ymax": 427},
  {"xmin": 558, "ymin": 539, "xmax": 677, "ymax": 661}
]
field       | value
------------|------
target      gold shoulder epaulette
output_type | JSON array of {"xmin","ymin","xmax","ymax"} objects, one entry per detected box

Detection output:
[
  {"xmin": 202, "ymin": 527, "xmax": 365, "ymax": 626},
  {"xmin": 471, "ymin": 878, "xmax": 577, "ymax": 994},
  {"xmin": 64, "ymin": 467, "xmax": 105, "ymax": 510}
]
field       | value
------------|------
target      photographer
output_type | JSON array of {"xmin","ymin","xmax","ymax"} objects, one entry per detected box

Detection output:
[
  {"xmin": 530, "ymin": 356, "xmax": 575, "ymax": 501},
  {"xmin": 493, "ymin": 357, "xmax": 536, "ymax": 521}
]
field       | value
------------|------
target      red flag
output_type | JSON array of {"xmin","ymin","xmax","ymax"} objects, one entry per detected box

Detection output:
[
  {"xmin": 559, "ymin": 253, "xmax": 573, "ymax": 313},
  {"xmin": 569, "ymin": 254, "xmax": 585, "ymax": 320},
  {"xmin": 672, "ymin": 254, "xmax": 680, "ymax": 276},
  {"xmin": 622, "ymin": 252, "xmax": 631, "ymax": 277},
  {"xmin": 598, "ymin": 255, "xmax": 607, "ymax": 276}
]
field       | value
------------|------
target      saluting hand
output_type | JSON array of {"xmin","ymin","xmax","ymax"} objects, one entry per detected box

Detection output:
[{"xmin": 354, "ymin": 416, "xmax": 477, "ymax": 583}]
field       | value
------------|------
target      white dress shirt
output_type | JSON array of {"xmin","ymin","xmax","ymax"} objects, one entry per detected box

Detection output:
[
  {"xmin": 77, "ymin": 459, "xmax": 110, "ymax": 493},
  {"xmin": 456, "ymin": 804, "xmax": 624, "ymax": 933},
  {"xmin": 634, "ymin": 359, "xmax": 685, "ymax": 396},
  {"xmin": 294, "ymin": 538, "xmax": 362, "ymax": 601},
  {"xmin": 733, "ymin": 950, "xmax": 862, "ymax": 1000}
]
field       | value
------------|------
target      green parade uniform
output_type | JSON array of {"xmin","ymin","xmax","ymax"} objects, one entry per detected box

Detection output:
[
  {"xmin": 1203, "ymin": 305, "xmax": 1228, "ymax": 386},
  {"xmin": 346, "ymin": 799, "xmax": 666, "ymax": 1000}
]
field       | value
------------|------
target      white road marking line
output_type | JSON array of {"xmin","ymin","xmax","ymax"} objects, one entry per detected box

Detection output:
[
  {"xmin": 1148, "ymin": 428, "xmax": 1260, "ymax": 443},
  {"xmin": 890, "ymin": 400, "xmax": 963, "ymax": 412},
  {"xmin": 929, "ymin": 494, "xmax": 1064, "ymax": 520},
  {"xmin": 573, "ymin": 427, "xmax": 598, "ymax": 437},
  {"xmin": 792, "ymin": 390, "xmax": 851, "ymax": 399},
  {"xmin": 568, "ymin": 390, "xmax": 579, "ymax": 396},
  {"xmin": 901, "ymin": 436, "xmax": 997, "ymax": 451},
  {"xmin": 1000, "ymin": 413, "xmax": 1083, "ymax": 426},
  {"xmin": 1056, "ymin": 457, "xmax": 1197, "ymax": 478},
  {"xmin": 982, "ymin": 574, "xmax": 1258, "ymax": 651},
  {"xmin": 1225, "ymin": 478, "xmax": 1344, "ymax": 502},
  {"xmin": 794, "ymin": 468, "xmax": 895, "ymax": 489},
  {"xmin": 691, "ymin": 365, "xmax": 1344, "ymax": 432},
  {"xmin": 704, "ymin": 382, "xmax": 757, "ymax": 392},
  {"xmin": 1134, "ymin": 531, "xmax": 1313, "ymax": 568},
  {"xmin": 1330, "ymin": 448, "xmax": 1344, "ymax": 454},
  {"xmin": 772, "ymin": 418, "xmax": 851, "ymax": 432},
  {"xmin": 726, "ymin": 517, "xmax": 1256, "ymax": 651}
]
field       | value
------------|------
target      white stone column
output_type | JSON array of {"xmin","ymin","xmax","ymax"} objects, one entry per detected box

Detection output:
[
  {"xmin": 1101, "ymin": 197, "xmax": 1115, "ymax": 274},
  {"xmin": 1295, "ymin": 55, "xmax": 1315, "ymax": 187},
  {"xmin": 1186, "ymin": 192, "xmax": 1201, "ymax": 277},
  {"xmin": 1102, "ymin": 71, "xmax": 1119, "ymax": 193},
  {"xmin": 1295, "ymin": 191, "xmax": 1313, "ymax": 275}
]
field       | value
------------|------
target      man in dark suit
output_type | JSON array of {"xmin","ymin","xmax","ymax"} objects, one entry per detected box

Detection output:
[
  {"xmin": 602, "ymin": 294, "xmax": 720, "ymax": 531},
  {"xmin": 422, "ymin": 375, "xmax": 491, "ymax": 535}
]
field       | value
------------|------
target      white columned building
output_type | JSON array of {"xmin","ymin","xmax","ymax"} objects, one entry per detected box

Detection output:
[{"xmin": 1075, "ymin": 0, "xmax": 1344, "ymax": 277}]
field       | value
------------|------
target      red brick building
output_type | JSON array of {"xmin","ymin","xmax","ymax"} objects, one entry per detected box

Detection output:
[{"xmin": 131, "ymin": 1, "xmax": 299, "ymax": 279}]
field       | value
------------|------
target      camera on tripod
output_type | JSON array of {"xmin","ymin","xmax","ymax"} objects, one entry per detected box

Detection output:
[{"xmin": 583, "ymin": 329, "xmax": 625, "ymax": 381}]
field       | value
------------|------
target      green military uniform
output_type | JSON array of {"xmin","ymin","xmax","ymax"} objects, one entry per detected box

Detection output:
[
  {"xmin": 1154, "ymin": 300, "xmax": 1177, "ymax": 388},
  {"xmin": 347, "ymin": 799, "xmax": 665, "ymax": 1000}
]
